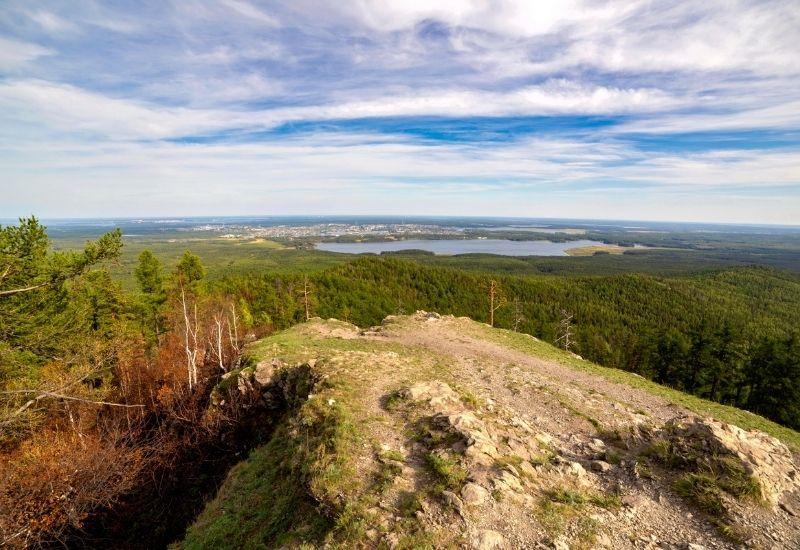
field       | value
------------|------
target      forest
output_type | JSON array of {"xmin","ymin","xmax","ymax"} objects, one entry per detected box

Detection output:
[{"xmin": 1, "ymin": 217, "xmax": 799, "ymax": 547}]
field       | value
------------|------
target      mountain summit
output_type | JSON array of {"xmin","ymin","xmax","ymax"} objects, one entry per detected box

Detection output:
[{"xmin": 182, "ymin": 313, "xmax": 800, "ymax": 549}]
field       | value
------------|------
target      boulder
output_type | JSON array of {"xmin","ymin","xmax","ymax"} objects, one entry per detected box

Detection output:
[
  {"xmin": 461, "ymin": 483, "xmax": 490, "ymax": 505},
  {"xmin": 662, "ymin": 417, "xmax": 799, "ymax": 506}
]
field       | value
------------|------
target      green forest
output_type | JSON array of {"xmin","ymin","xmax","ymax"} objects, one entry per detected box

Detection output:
[
  {"xmin": 2, "ymin": 218, "xmax": 800, "ymax": 547},
  {"xmin": 216, "ymin": 256, "xmax": 800, "ymax": 429}
]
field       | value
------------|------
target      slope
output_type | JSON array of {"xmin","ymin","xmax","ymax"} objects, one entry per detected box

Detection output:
[{"xmin": 180, "ymin": 313, "xmax": 800, "ymax": 549}]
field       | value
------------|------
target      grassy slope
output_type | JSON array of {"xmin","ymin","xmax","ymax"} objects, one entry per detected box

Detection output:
[
  {"xmin": 180, "ymin": 323, "xmax": 455, "ymax": 549},
  {"xmin": 181, "ymin": 318, "xmax": 800, "ymax": 548}
]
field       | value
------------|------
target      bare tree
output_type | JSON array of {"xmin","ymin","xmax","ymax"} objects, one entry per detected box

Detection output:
[
  {"xmin": 227, "ymin": 302, "xmax": 241, "ymax": 369},
  {"xmin": 512, "ymin": 297, "xmax": 526, "ymax": 332},
  {"xmin": 211, "ymin": 313, "xmax": 225, "ymax": 372},
  {"xmin": 488, "ymin": 279, "xmax": 505, "ymax": 327},
  {"xmin": 180, "ymin": 285, "xmax": 200, "ymax": 390},
  {"xmin": 300, "ymin": 275, "xmax": 314, "ymax": 321},
  {"xmin": 555, "ymin": 309, "xmax": 574, "ymax": 351}
]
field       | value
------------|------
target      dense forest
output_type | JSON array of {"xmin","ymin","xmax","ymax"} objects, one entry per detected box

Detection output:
[
  {"xmin": 216, "ymin": 257, "xmax": 800, "ymax": 430},
  {"xmin": 2, "ymin": 218, "xmax": 799, "ymax": 547}
]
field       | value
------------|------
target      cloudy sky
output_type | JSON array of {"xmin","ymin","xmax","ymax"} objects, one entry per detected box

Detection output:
[{"xmin": 1, "ymin": 1, "xmax": 799, "ymax": 223}]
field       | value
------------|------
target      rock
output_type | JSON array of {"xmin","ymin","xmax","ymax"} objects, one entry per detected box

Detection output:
[
  {"xmin": 591, "ymin": 460, "xmax": 612, "ymax": 473},
  {"xmin": 552, "ymin": 536, "xmax": 570, "ymax": 550},
  {"xmin": 567, "ymin": 461, "xmax": 587, "ymax": 477},
  {"xmin": 518, "ymin": 460, "xmax": 537, "ymax": 479},
  {"xmin": 461, "ymin": 482, "xmax": 490, "ymax": 505},
  {"xmin": 442, "ymin": 490, "xmax": 465, "ymax": 515},
  {"xmin": 253, "ymin": 359, "xmax": 278, "ymax": 386},
  {"xmin": 661, "ymin": 416, "xmax": 800, "ymax": 506},
  {"xmin": 384, "ymin": 532, "xmax": 400, "ymax": 549},
  {"xmin": 622, "ymin": 495, "xmax": 643, "ymax": 510},
  {"xmin": 465, "ymin": 444, "xmax": 498, "ymax": 466},
  {"xmin": 596, "ymin": 533, "xmax": 613, "ymax": 547},
  {"xmin": 472, "ymin": 529, "xmax": 504, "ymax": 549},
  {"xmin": 495, "ymin": 471, "xmax": 523, "ymax": 493},
  {"xmin": 779, "ymin": 500, "xmax": 797, "ymax": 517},
  {"xmin": 403, "ymin": 381, "xmax": 461, "ymax": 411}
]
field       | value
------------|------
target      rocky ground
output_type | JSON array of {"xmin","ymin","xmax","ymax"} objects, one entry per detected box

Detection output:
[{"xmin": 184, "ymin": 313, "xmax": 800, "ymax": 549}]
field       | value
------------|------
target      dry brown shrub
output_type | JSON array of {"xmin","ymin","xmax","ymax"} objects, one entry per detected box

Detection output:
[{"xmin": 0, "ymin": 429, "xmax": 149, "ymax": 548}]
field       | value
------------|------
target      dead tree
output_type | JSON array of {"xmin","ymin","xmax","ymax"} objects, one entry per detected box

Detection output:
[
  {"xmin": 300, "ymin": 275, "xmax": 314, "ymax": 321},
  {"xmin": 180, "ymin": 285, "xmax": 200, "ymax": 390},
  {"xmin": 211, "ymin": 313, "xmax": 225, "ymax": 372},
  {"xmin": 488, "ymin": 279, "xmax": 504, "ymax": 327},
  {"xmin": 512, "ymin": 298, "xmax": 526, "ymax": 332},
  {"xmin": 555, "ymin": 309, "xmax": 574, "ymax": 351},
  {"xmin": 227, "ymin": 302, "xmax": 241, "ymax": 369}
]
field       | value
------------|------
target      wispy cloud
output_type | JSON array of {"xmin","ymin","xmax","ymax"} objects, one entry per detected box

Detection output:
[{"xmin": 0, "ymin": 0, "xmax": 798, "ymax": 222}]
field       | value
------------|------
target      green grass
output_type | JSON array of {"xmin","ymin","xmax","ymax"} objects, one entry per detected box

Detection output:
[
  {"xmin": 181, "ymin": 356, "xmax": 365, "ymax": 549},
  {"xmin": 424, "ymin": 452, "xmax": 468, "ymax": 492},
  {"xmin": 180, "ymin": 420, "xmax": 332, "ymax": 549}
]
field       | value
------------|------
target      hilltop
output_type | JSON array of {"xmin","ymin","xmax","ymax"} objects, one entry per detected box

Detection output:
[{"xmin": 180, "ymin": 313, "xmax": 800, "ymax": 549}]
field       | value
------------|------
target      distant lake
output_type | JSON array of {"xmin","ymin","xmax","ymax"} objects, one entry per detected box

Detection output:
[{"xmin": 316, "ymin": 239, "xmax": 608, "ymax": 256}]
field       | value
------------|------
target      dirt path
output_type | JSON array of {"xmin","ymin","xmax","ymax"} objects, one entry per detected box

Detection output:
[{"xmin": 353, "ymin": 313, "xmax": 800, "ymax": 549}]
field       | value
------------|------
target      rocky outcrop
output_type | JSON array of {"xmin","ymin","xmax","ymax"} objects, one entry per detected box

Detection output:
[{"xmin": 659, "ymin": 416, "xmax": 799, "ymax": 507}]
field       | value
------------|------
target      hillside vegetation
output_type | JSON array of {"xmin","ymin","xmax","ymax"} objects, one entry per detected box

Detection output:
[
  {"xmin": 2, "ymin": 219, "xmax": 799, "ymax": 548},
  {"xmin": 216, "ymin": 257, "xmax": 800, "ymax": 430},
  {"xmin": 182, "ymin": 314, "xmax": 800, "ymax": 549}
]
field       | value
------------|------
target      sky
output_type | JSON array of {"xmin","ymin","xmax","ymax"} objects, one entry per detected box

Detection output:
[{"xmin": 1, "ymin": 1, "xmax": 799, "ymax": 223}]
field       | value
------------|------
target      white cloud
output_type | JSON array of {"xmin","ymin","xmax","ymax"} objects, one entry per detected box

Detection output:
[
  {"xmin": 28, "ymin": 10, "xmax": 78, "ymax": 33},
  {"xmin": 0, "ymin": 37, "xmax": 52, "ymax": 70},
  {"xmin": 0, "ymin": 79, "xmax": 684, "ymax": 141},
  {"xmin": 219, "ymin": 0, "xmax": 280, "ymax": 26}
]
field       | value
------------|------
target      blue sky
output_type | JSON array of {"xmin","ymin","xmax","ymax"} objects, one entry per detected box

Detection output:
[{"xmin": 1, "ymin": 1, "xmax": 799, "ymax": 223}]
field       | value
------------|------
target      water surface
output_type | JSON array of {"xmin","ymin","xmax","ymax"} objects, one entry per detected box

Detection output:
[{"xmin": 316, "ymin": 238, "xmax": 607, "ymax": 256}]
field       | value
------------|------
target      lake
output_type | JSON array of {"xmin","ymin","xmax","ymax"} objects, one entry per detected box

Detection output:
[{"xmin": 316, "ymin": 239, "xmax": 608, "ymax": 256}]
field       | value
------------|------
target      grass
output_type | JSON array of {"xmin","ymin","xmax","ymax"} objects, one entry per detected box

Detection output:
[
  {"xmin": 485, "ymin": 325, "xmax": 800, "ymax": 451},
  {"xmin": 537, "ymin": 486, "xmax": 616, "ymax": 549},
  {"xmin": 545, "ymin": 488, "xmax": 621, "ymax": 510},
  {"xmin": 180, "ymin": 419, "xmax": 332, "ymax": 549},
  {"xmin": 424, "ymin": 452, "xmax": 468, "ymax": 492}
]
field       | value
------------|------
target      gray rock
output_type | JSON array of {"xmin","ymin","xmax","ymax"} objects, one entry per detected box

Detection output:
[
  {"xmin": 472, "ymin": 529, "xmax": 504, "ymax": 549},
  {"xmin": 442, "ymin": 490, "xmax": 465, "ymax": 515},
  {"xmin": 461, "ymin": 482, "xmax": 490, "ymax": 505}
]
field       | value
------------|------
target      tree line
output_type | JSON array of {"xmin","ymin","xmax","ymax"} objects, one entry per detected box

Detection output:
[{"xmin": 212, "ymin": 256, "xmax": 800, "ymax": 430}]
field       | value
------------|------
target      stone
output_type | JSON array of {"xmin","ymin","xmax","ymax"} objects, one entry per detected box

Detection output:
[
  {"xmin": 661, "ymin": 416, "xmax": 800, "ymax": 506},
  {"xmin": 779, "ymin": 501, "xmax": 797, "ymax": 517},
  {"xmin": 496, "ymin": 471, "xmax": 523, "ymax": 493},
  {"xmin": 552, "ymin": 536, "xmax": 570, "ymax": 550},
  {"xmin": 472, "ymin": 529, "xmax": 504, "ymax": 549},
  {"xmin": 567, "ymin": 461, "xmax": 587, "ymax": 477},
  {"xmin": 591, "ymin": 460, "xmax": 612, "ymax": 473},
  {"xmin": 622, "ymin": 495, "xmax": 643, "ymax": 510},
  {"xmin": 403, "ymin": 381, "xmax": 461, "ymax": 411},
  {"xmin": 442, "ymin": 490, "xmax": 465, "ymax": 515},
  {"xmin": 253, "ymin": 359, "xmax": 277, "ymax": 386},
  {"xmin": 461, "ymin": 482, "xmax": 490, "ymax": 505},
  {"xmin": 595, "ymin": 533, "xmax": 613, "ymax": 547}
]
